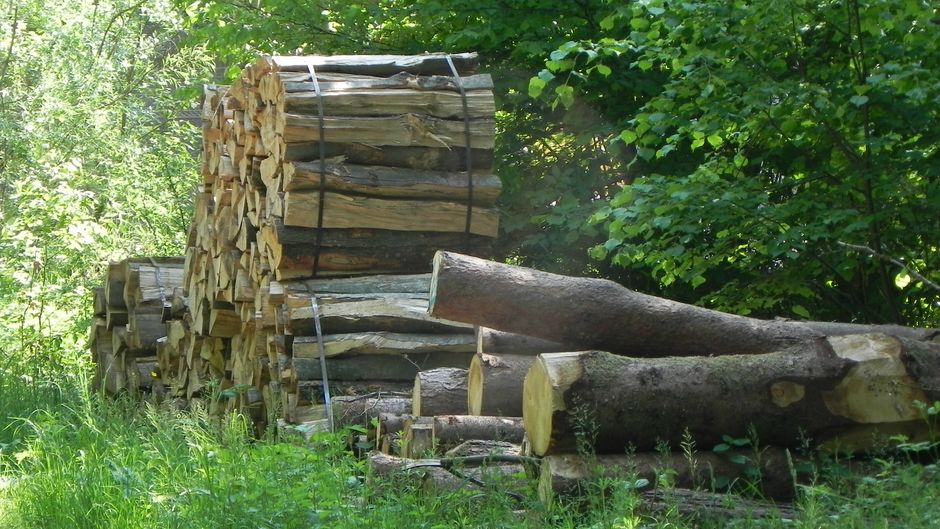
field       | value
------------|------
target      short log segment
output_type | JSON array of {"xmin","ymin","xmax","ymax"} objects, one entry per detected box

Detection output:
[
  {"xmin": 522, "ymin": 334, "xmax": 940, "ymax": 455},
  {"xmin": 432, "ymin": 415, "xmax": 525, "ymax": 449},
  {"xmin": 540, "ymin": 449, "xmax": 797, "ymax": 504},
  {"xmin": 467, "ymin": 352, "xmax": 535, "ymax": 416},
  {"xmin": 413, "ymin": 368, "xmax": 469, "ymax": 416},
  {"xmin": 431, "ymin": 252, "xmax": 938, "ymax": 357}
]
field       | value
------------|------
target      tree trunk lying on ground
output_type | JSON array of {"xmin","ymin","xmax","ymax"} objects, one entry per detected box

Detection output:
[
  {"xmin": 539, "ymin": 448, "xmax": 798, "ymax": 503},
  {"xmin": 522, "ymin": 334, "xmax": 940, "ymax": 455},
  {"xmin": 429, "ymin": 252, "xmax": 939, "ymax": 357},
  {"xmin": 413, "ymin": 368, "xmax": 468, "ymax": 416}
]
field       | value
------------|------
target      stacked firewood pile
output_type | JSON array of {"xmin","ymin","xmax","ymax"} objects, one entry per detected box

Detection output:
[
  {"xmin": 90, "ymin": 53, "xmax": 499, "ymax": 432},
  {"xmin": 89, "ymin": 258, "xmax": 185, "ymax": 395}
]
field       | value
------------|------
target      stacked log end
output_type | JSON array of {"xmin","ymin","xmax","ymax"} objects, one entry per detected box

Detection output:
[{"xmin": 90, "ymin": 258, "xmax": 185, "ymax": 396}]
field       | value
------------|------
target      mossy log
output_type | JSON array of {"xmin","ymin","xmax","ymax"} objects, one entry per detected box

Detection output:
[{"xmin": 522, "ymin": 334, "xmax": 940, "ymax": 455}]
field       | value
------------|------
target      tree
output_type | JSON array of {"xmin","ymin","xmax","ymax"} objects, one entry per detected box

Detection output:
[
  {"xmin": 534, "ymin": 0, "xmax": 939, "ymax": 325},
  {"xmin": 0, "ymin": 0, "xmax": 212, "ymax": 405}
]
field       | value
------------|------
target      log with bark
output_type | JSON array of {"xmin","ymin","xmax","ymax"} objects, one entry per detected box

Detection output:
[
  {"xmin": 539, "ymin": 448, "xmax": 798, "ymax": 504},
  {"xmin": 413, "ymin": 368, "xmax": 469, "ymax": 416},
  {"xmin": 467, "ymin": 352, "xmax": 536, "ymax": 417},
  {"xmin": 431, "ymin": 415, "xmax": 525, "ymax": 449},
  {"xmin": 522, "ymin": 334, "xmax": 940, "ymax": 455},
  {"xmin": 429, "ymin": 252, "xmax": 940, "ymax": 357}
]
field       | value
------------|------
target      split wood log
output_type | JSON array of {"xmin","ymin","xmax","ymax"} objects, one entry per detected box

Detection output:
[
  {"xmin": 468, "ymin": 352, "xmax": 535, "ymax": 417},
  {"xmin": 413, "ymin": 368, "xmax": 468, "ymax": 416},
  {"xmin": 277, "ymin": 71, "xmax": 493, "ymax": 95},
  {"xmin": 283, "ymin": 142, "xmax": 493, "ymax": 171},
  {"xmin": 539, "ymin": 448, "xmax": 797, "ymax": 504},
  {"xmin": 292, "ymin": 332, "xmax": 475, "ymax": 359},
  {"xmin": 278, "ymin": 191, "xmax": 498, "ymax": 237},
  {"xmin": 275, "ymin": 113, "xmax": 494, "ymax": 150},
  {"xmin": 432, "ymin": 415, "xmax": 525, "ymax": 448},
  {"xmin": 281, "ymin": 161, "xmax": 500, "ymax": 204},
  {"xmin": 292, "ymin": 351, "xmax": 474, "ymax": 382},
  {"xmin": 522, "ymin": 334, "xmax": 940, "ymax": 455},
  {"xmin": 280, "ymin": 89, "xmax": 495, "ymax": 119},
  {"xmin": 287, "ymin": 295, "xmax": 470, "ymax": 336},
  {"xmin": 404, "ymin": 420, "xmax": 435, "ymax": 458}
]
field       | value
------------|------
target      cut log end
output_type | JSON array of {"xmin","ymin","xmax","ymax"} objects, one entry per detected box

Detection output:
[
  {"xmin": 523, "ymin": 352, "xmax": 587, "ymax": 456},
  {"xmin": 523, "ymin": 354, "xmax": 558, "ymax": 456},
  {"xmin": 467, "ymin": 353, "xmax": 484, "ymax": 415}
]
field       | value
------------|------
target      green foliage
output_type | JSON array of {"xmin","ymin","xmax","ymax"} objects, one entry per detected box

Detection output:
[
  {"xmin": 537, "ymin": 0, "xmax": 939, "ymax": 323},
  {"xmin": 0, "ymin": 0, "xmax": 211, "ymax": 421}
]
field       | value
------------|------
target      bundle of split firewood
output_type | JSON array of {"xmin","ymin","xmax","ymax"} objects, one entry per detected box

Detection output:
[{"xmin": 90, "ymin": 54, "xmax": 500, "ymax": 433}]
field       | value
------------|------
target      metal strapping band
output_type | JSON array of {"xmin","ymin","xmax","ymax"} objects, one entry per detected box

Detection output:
[
  {"xmin": 445, "ymin": 55, "xmax": 474, "ymax": 248},
  {"xmin": 307, "ymin": 63, "xmax": 328, "ymax": 277},
  {"xmin": 148, "ymin": 257, "xmax": 168, "ymax": 309},
  {"xmin": 310, "ymin": 294, "xmax": 334, "ymax": 431}
]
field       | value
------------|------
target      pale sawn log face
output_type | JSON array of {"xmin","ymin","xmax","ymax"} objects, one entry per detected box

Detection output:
[{"xmin": 524, "ymin": 335, "xmax": 940, "ymax": 456}]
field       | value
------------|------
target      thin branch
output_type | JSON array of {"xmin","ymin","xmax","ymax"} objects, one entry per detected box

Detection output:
[{"xmin": 836, "ymin": 241, "xmax": 940, "ymax": 293}]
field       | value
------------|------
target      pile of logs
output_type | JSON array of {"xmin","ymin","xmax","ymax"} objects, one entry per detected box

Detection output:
[
  {"xmin": 417, "ymin": 250, "xmax": 940, "ymax": 505},
  {"xmin": 89, "ymin": 53, "xmax": 500, "ymax": 433},
  {"xmin": 89, "ymin": 258, "xmax": 185, "ymax": 395}
]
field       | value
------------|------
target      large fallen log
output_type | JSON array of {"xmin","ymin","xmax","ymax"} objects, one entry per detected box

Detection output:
[
  {"xmin": 522, "ymin": 334, "xmax": 940, "ymax": 455},
  {"xmin": 429, "ymin": 252, "xmax": 940, "ymax": 357}
]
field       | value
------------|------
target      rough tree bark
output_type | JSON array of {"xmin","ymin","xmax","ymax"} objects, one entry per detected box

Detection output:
[
  {"xmin": 429, "ymin": 252, "xmax": 939, "ymax": 357},
  {"xmin": 522, "ymin": 334, "xmax": 940, "ymax": 455},
  {"xmin": 412, "ymin": 368, "xmax": 469, "ymax": 416}
]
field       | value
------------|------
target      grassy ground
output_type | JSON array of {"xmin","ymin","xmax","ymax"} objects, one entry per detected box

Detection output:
[{"xmin": 0, "ymin": 375, "xmax": 938, "ymax": 529}]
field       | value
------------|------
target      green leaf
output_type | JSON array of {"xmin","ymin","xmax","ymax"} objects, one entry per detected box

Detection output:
[
  {"xmin": 849, "ymin": 95, "xmax": 869, "ymax": 107},
  {"xmin": 600, "ymin": 14, "xmax": 617, "ymax": 30},
  {"xmin": 595, "ymin": 64, "xmax": 612, "ymax": 77},
  {"xmin": 713, "ymin": 443, "xmax": 731, "ymax": 453},
  {"xmin": 729, "ymin": 454, "xmax": 749, "ymax": 465},
  {"xmin": 637, "ymin": 59, "xmax": 653, "ymax": 71},
  {"xmin": 528, "ymin": 77, "xmax": 546, "ymax": 98},
  {"xmin": 706, "ymin": 134, "xmax": 723, "ymax": 148},
  {"xmin": 619, "ymin": 129, "xmax": 638, "ymax": 144},
  {"xmin": 792, "ymin": 305, "xmax": 811, "ymax": 318}
]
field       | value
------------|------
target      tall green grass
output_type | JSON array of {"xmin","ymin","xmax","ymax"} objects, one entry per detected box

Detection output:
[{"xmin": 0, "ymin": 376, "xmax": 938, "ymax": 528}]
